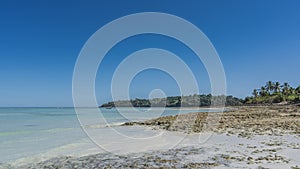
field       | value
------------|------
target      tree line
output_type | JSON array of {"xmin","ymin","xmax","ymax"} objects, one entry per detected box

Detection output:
[
  {"xmin": 245, "ymin": 81, "xmax": 300, "ymax": 104},
  {"xmin": 100, "ymin": 94, "xmax": 243, "ymax": 107},
  {"xmin": 100, "ymin": 81, "xmax": 300, "ymax": 107}
]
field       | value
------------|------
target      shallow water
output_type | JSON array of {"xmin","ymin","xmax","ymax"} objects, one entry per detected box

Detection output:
[{"xmin": 0, "ymin": 107, "xmax": 219, "ymax": 164}]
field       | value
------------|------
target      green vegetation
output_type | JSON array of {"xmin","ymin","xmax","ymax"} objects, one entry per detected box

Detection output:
[
  {"xmin": 100, "ymin": 81, "xmax": 300, "ymax": 107},
  {"xmin": 100, "ymin": 94, "xmax": 243, "ymax": 107},
  {"xmin": 245, "ymin": 81, "xmax": 300, "ymax": 104}
]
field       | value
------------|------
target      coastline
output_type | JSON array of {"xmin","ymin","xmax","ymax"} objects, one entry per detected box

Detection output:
[
  {"xmin": 14, "ymin": 133, "xmax": 300, "ymax": 169},
  {"xmin": 2, "ymin": 105, "xmax": 300, "ymax": 169},
  {"xmin": 123, "ymin": 105, "xmax": 300, "ymax": 137}
]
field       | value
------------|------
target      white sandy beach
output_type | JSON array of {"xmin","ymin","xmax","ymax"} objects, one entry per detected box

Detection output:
[{"xmin": 3, "ymin": 125, "xmax": 299, "ymax": 169}]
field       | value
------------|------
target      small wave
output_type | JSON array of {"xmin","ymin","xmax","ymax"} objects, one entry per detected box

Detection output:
[
  {"xmin": 45, "ymin": 127, "xmax": 75, "ymax": 133},
  {"xmin": 0, "ymin": 130, "xmax": 32, "ymax": 137},
  {"xmin": 85, "ymin": 122, "xmax": 124, "ymax": 129},
  {"xmin": 24, "ymin": 124, "xmax": 37, "ymax": 127}
]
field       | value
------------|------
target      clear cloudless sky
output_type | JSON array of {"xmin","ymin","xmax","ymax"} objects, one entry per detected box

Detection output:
[{"xmin": 0, "ymin": 0, "xmax": 299, "ymax": 107}]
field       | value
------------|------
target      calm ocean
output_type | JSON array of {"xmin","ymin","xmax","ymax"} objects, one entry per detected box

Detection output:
[{"xmin": 0, "ymin": 107, "xmax": 222, "ymax": 165}]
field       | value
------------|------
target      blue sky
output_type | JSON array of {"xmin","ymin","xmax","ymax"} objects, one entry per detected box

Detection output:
[{"xmin": 0, "ymin": 0, "xmax": 300, "ymax": 107}]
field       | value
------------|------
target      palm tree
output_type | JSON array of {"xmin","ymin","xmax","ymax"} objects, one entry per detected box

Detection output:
[
  {"xmin": 289, "ymin": 87, "xmax": 296, "ymax": 95},
  {"xmin": 260, "ymin": 86, "xmax": 267, "ymax": 96},
  {"xmin": 252, "ymin": 89, "xmax": 258, "ymax": 97},
  {"xmin": 274, "ymin": 82, "xmax": 281, "ymax": 93},
  {"xmin": 282, "ymin": 82, "xmax": 291, "ymax": 95},
  {"xmin": 265, "ymin": 81, "xmax": 274, "ymax": 95}
]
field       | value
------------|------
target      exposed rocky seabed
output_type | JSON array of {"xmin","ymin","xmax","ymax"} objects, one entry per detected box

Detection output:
[{"xmin": 1, "ymin": 106, "xmax": 300, "ymax": 169}]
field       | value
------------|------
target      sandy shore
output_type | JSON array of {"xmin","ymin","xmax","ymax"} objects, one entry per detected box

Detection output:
[
  {"xmin": 13, "ymin": 133, "xmax": 300, "ymax": 169},
  {"xmin": 2, "ymin": 106, "xmax": 300, "ymax": 169}
]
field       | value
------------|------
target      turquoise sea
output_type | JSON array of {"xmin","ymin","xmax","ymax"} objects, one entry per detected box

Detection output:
[{"xmin": 0, "ymin": 107, "xmax": 222, "ymax": 165}]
